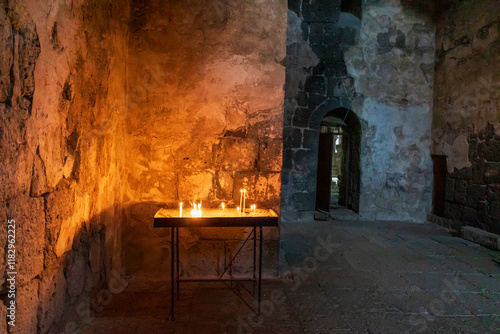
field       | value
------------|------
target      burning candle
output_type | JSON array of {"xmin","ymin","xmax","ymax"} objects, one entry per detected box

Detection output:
[
  {"xmin": 243, "ymin": 189, "xmax": 246, "ymax": 215},
  {"xmin": 222, "ymin": 203, "xmax": 225, "ymax": 214},
  {"xmin": 237, "ymin": 206, "xmax": 240, "ymax": 213},
  {"xmin": 239, "ymin": 189, "xmax": 243, "ymax": 215},
  {"xmin": 191, "ymin": 202, "xmax": 202, "ymax": 217},
  {"xmin": 180, "ymin": 202, "xmax": 183, "ymax": 217}
]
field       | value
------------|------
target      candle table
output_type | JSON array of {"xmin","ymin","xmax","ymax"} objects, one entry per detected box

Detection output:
[{"xmin": 153, "ymin": 207, "xmax": 279, "ymax": 320}]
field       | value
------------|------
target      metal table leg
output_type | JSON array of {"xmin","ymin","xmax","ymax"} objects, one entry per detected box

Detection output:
[
  {"xmin": 176, "ymin": 227, "xmax": 179, "ymax": 299},
  {"xmin": 171, "ymin": 227, "xmax": 175, "ymax": 321},
  {"xmin": 258, "ymin": 226, "xmax": 262, "ymax": 315},
  {"xmin": 253, "ymin": 227, "xmax": 256, "ymax": 295}
]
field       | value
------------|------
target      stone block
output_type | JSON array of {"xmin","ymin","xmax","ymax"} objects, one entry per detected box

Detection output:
[
  {"xmin": 305, "ymin": 76, "xmax": 326, "ymax": 96},
  {"xmin": 489, "ymin": 201, "xmax": 500, "ymax": 218},
  {"xmin": 282, "ymin": 148, "xmax": 294, "ymax": 170},
  {"xmin": 454, "ymin": 180, "xmax": 467, "ymax": 205},
  {"xmin": 283, "ymin": 127, "xmax": 302, "ymax": 149},
  {"xmin": 462, "ymin": 206, "xmax": 479, "ymax": 225},
  {"xmin": 478, "ymin": 200, "xmax": 489, "ymax": 221},
  {"xmin": 314, "ymin": 209, "xmax": 329, "ymax": 221},
  {"xmin": 291, "ymin": 192, "xmax": 316, "ymax": 211},
  {"xmin": 472, "ymin": 161, "xmax": 485, "ymax": 184},
  {"xmin": 296, "ymin": 91, "xmax": 308, "ymax": 107},
  {"xmin": 313, "ymin": 61, "xmax": 325, "ymax": 75},
  {"xmin": 445, "ymin": 177, "xmax": 455, "ymax": 202},
  {"xmin": 478, "ymin": 138, "xmax": 500, "ymax": 162},
  {"xmin": 290, "ymin": 171, "xmax": 317, "ymax": 194},
  {"xmin": 309, "ymin": 23, "xmax": 324, "ymax": 44},
  {"xmin": 38, "ymin": 266, "xmax": 67, "ymax": 333},
  {"xmin": 313, "ymin": 44, "xmax": 343, "ymax": 62},
  {"xmin": 488, "ymin": 184, "xmax": 500, "ymax": 201},
  {"xmin": 445, "ymin": 202, "xmax": 461, "ymax": 220},
  {"xmin": 292, "ymin": 107, "xmax": 311, "ymax": 128},
  {"xmin": 179, "ymin": 171, "xmax": 214, "ymax": 201},
  {"xmin": 15, "ymin": 279, "xmax": 39, "ymax": 333},
  {"xmin": 215, "ymin": 171, "xmax": 234, "ymax": 200},
  {"xmin": 302, "ymin": 1, "xmax": 340, "ymax": 23},
  {"xmin": 45, "ymin": 183, "xmax": 75, "ymax": 255},
  {"xmin": 466, "ymin": 185, "xmax": 487, "ymax": 208},
  {"xmin": 30, "ymin": 151, "xmax": 49, "ymax": 196},
  {"xmin": 324, "ymin": 23, "xmax": 341, "ymax": 45},
  {"xmin": 308, "ymin": 93, "xmax": 327, "ymax": 110},
  {"xmin": 283, "ymin": 108, "xmax": 293, "ymax": 127},
  {"xmin": 232, "ymin": 172, "xmax": 280, "ymax": 206},
  {"xmin": 65, "ymin": 248, "xmax": 88, "ymax": 304},
  {"xmin": 259, "ymin": 139, "xmax": 282, "ymax": 172},
  {"xmin": 461, "ymin": 226, "xmax": 500, "ymax": 251},
  {"xmin": 485, "ymin": 162, "xmax": 500, "ymax": 183},
  {"xmin": 293, "ymin": 149, "xmax": 316, "ymax": 173},
  {"xmin": 302, "ymin": 129, "xmax": 319, "ymax": 150},
  {"xmin": 218, "ymin": 137, "xmax": 259, "ymax": 172},
  {"xmin": 138, "ymin": 171, "xmax": 177, "ymax": 202},
  {"xmin": 247, "ymin": 104, "xmax": 284, "ymax": 139},
  {"xmin": 325, "ymin": 61, "xmax": 346, "ymax": 78},
  {"xmin": 281, "ymin": 171, "xmax": 290, "ymax": 187},
  {"xmin": 7, "ymin": 197, "xmax": 45, "ymax": 285},
  {"xmin": 453, "ymin": 166, "xmax": 473, "ymax": 180}
]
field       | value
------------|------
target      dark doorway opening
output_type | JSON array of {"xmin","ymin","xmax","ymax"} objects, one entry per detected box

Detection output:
[
  {"xmin": 431, "ymin": 155, "xmax": 447, "ymax": 217},
  {"xmin": 315, "ymin": 108, "xmax": 361, "ymax": 216}
]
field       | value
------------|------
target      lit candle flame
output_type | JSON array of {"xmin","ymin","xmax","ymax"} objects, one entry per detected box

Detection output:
[{"xmin": 191, "ymin": 201, "xmax": 202, "ymax": 217}]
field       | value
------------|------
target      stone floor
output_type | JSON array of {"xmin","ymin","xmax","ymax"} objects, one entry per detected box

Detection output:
[{"xmin": 78, "ymin": 220, "xmax": 500, "ymax": 334}]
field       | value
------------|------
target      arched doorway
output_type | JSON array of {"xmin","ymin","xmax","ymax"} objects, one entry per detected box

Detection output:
[{"xmin": 315, "ymin": 108, "xmax": 361, "ymax": 215}]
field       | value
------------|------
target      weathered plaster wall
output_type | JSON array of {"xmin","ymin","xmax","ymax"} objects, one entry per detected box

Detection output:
[
  {"xmin": 433, "ymin": 0, "xmax": 500, "ymax": 233},
  {"xmin": 346, "ymin": 0, "xmax": 435, "ymax": 221},
  {"xmin": 0, "ymin": 0, "xmax": 129, "ymax": 332},
  {"xmin": 282, "ymin": 0, "xmax": 434, "ymax": 222},
  {"xmin": 122, "ymin": 0, "xmax": 287, "ymax": 285}
]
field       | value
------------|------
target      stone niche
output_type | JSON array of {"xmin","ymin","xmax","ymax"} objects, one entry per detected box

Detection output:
[
  {"xmin": 121, "ymin": 1, "xmax": 287, "ymax": 286},
  {"xmin": 0, "ymin": 0, "xmax": 130, "ymax": 333},
  {"xmin": 432, "ymin": 0, "xmax": 500, "ymax": 234},
  {"xmin": 282, "ymin": 0, "xmax": 435, "ymax": 222}
]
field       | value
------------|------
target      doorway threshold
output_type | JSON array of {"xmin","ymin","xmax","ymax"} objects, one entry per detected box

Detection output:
[{"xmin": 330, "ymin": 204, "xmax": 359, "ymax": 221}]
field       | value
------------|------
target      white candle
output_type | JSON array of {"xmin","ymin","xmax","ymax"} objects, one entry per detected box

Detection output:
[
  {"xmin": 239, "ymin": 189, "xmax": 243, "ymax": 215},
  {"xmin": 180, "ymin": 202, "xmax": 183, "ymax": 217},
  {"xmin": 222, "ymin": 203, "xmax": 225, "ymax": 214},
  {"xmin": 243, "ymin": 189, "xmax": 246, "ymax": 215},
  {"xmin": 237, "ymin": 206, "xmax": 240, "ymax": 213}
]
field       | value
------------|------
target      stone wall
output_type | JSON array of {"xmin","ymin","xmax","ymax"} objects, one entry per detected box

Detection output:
[
  {"xmin": 0, "ymin": 0, "xmax": 129, "ymax": 332},
  {"xmin": 346, "ymin": 0, "xmax": 435, "ymax": 222},
  {"xmin": 122, "ymin": 0, "xmax": 287, "ymax": 285},
  {"xmin": 282, "ymin": 0, "xmax": 359, "ymax": 220},
  {"xmin": 433, "ymin": 0, "xmax": 500, "ymax": 234},
  {"xmin": 282, "ymin": 0, "xmax": 435, "ymax": 222}
]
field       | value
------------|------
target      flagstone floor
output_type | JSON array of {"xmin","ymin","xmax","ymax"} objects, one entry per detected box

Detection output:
[{"xmin": 78, "ymin": 220, "xmax": 500, "ymax": 334}]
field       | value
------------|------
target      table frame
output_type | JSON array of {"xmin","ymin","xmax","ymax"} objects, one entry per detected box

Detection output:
[{"xmin": 153, "ymin": 214, "xmax": 278, "ymax": 321}]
